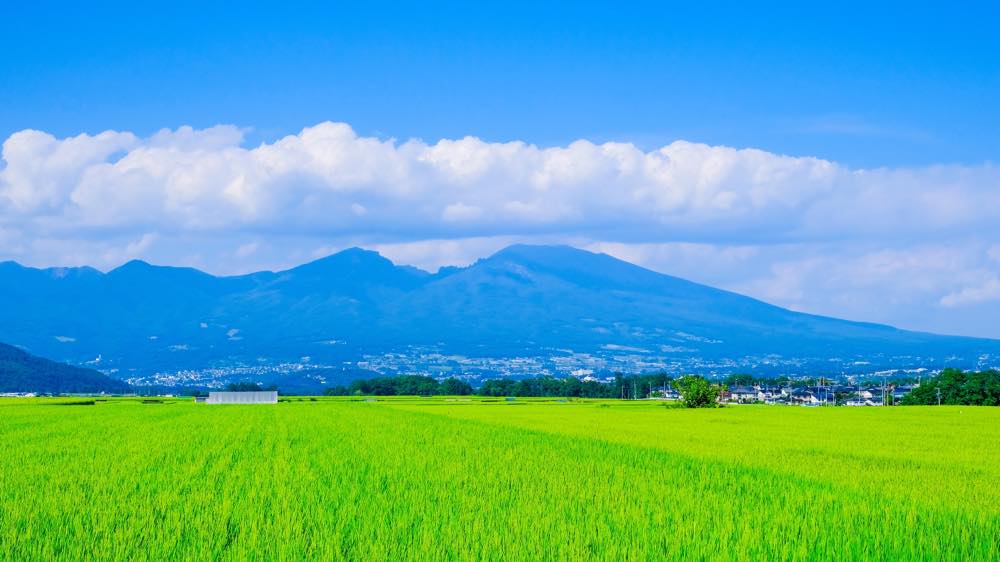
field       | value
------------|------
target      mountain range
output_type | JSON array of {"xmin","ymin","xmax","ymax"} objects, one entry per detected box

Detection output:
[{"xmin": 1, "ymin": 244, "xmax": 997, "ymax": 387}]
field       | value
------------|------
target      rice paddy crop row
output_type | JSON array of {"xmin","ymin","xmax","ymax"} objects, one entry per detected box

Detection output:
[{"xmin": 0, "ymin": 398, "xmax": 997, "ymax": 560}]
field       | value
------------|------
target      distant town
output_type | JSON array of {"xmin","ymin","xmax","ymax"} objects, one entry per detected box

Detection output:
[
  {"xmin": 109, "ymin": 342, "xmax": 996, "ymax": 397},
  {"xmin": 10, "ymin": 345, "xmax": 990, "ymax": 407}
]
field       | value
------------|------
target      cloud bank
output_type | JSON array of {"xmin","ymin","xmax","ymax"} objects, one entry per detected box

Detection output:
[{"xmin": 2, "ymin": 122, "xmax": 999, "ymax": 337}]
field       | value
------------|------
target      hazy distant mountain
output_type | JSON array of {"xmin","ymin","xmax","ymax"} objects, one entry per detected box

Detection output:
[
  {"xmin": 1, "ymin": 245, "xmax": 998, "ymax": 383},
  {"xmin": 0, "ymin": 341, "xmax": 130, "ymax": 394}
]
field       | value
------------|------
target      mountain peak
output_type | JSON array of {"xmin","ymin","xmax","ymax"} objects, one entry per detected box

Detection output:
[
  {"xmin": 112, "ymin": 259, "xmax": 153, "ymax": 271},
  {"xmin": 0, "ymin": 260, "xmax": 27, "ymax": 273},
  {"xmin": 288, "ymin": 247, "xmax": 395, "ymax": 273},
  {"xmin": 490, "ymin": 245, "xmax": 664, "ymax": 274},
  {"xmin": 489, "ymin": 244, "xmax": 595, "ymax": 262},
  {"xmin": 332, "ymin": 246, "xmax": 379, "ymax": 258},
  {"xmin": 106, "ymin": 259, "xmax": 216, "ymax": 285},
  {"xmin": 279, "ymin": 247, "xmax": 428, "ymax": 291}
]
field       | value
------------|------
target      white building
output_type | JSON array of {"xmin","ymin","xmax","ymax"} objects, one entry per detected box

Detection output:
[{"xmin": 206, "ymin": 391, "xmax": 278, "ymax": 404}]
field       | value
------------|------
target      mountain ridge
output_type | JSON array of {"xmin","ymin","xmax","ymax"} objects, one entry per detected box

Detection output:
[
  {"xmin": 1, "ymin": 245, "xmax": 997, "ymax": 385},
  {"xmin": 0, "ymin": 341, "xmax": 131, "ymax": 394}
]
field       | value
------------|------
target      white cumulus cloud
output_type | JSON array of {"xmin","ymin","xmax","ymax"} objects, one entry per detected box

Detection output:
[
  {"xmin": 3, "ymin": 122, "xmax": 998, "ymax": 243},
  {"xmin": 2, "ymin": 121, "xmax": 1000, "ymax": 337}
]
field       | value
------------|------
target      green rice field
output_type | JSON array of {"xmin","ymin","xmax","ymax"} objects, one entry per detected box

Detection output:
[{"xmin": 1, "ymin": 397, "xmax": 998, "ymax": 560}]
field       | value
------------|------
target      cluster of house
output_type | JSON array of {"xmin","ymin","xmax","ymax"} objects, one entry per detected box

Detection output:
[
  {"xmin": 723, "ymin": 384, "xmax": 916, "ymax": 406},
  {"xmin": 657, "ymin": 384, "xmax": 916, "ymax": 406}
]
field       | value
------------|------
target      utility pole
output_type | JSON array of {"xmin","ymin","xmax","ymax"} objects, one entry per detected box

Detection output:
[{"xmin": 936, "ymin": 387, "xmax": 941, "ymax": 406}]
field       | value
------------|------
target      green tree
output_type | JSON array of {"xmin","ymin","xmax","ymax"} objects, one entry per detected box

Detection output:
[
  {"xmin": 478, "ymin": 379, "xmax": 518, "ymax": 396},
  {"xmin": 672, "ymin": 375, "xmax": 721, "ymax": 408},
  {"xmin": 440, "ymin": 378, "xmax": 473, "ymax": 395}
]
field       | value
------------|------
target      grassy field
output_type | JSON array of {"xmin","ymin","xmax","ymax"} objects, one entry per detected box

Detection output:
[{"xmin": 1, "ymin": 397, "xmax": 998, "ymax": 561}]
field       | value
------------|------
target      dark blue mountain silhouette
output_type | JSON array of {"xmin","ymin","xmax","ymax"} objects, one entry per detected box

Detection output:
[
  {"xmin": 1, "ymin": 245, "xmax": 997, "ymax": 380},
  {"xmin": 0, "ymin": 341, "xmax": 130, "ymax": 394}
]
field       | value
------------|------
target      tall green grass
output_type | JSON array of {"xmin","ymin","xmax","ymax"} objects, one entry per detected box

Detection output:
[{"xmin": 0, "ymin": 398, "xmax": 996, "ymax": 560}]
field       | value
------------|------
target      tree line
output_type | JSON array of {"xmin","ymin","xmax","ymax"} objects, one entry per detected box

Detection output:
[
  {"xmin": 478, "ymin": 373, "xmax": 675, "ymax": 399},
  {"xmin": 323, "ymin": 375, "xmax": 474, "ymax": 396},
  {"xmin": 315, "ymin": 368, "xmax": 1000, "ymax": 407},
  {"xmin": 324, "ymin": 373, "xmax": 723, "ymax": 408},
  {"xmin": 324, "ymin": 373, "xmax": 677, "ymax": 399},
  {"xmin": 900, "ymin": 369, "xmax": 1000, "ymax": 406}
]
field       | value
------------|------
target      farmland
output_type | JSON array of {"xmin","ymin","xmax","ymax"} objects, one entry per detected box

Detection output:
[{"xmin": 1, "ymin": 398, "xmax": 998, "ymax": 561}]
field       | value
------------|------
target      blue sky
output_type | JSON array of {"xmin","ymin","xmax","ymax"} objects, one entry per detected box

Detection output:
[
  {"xmin": 1, "ymin": 2, "xmax": 999, "ymax": 338},
  {"xmin": 2, "ymin": 1, "xmax": 998, "ymax": 167}
]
